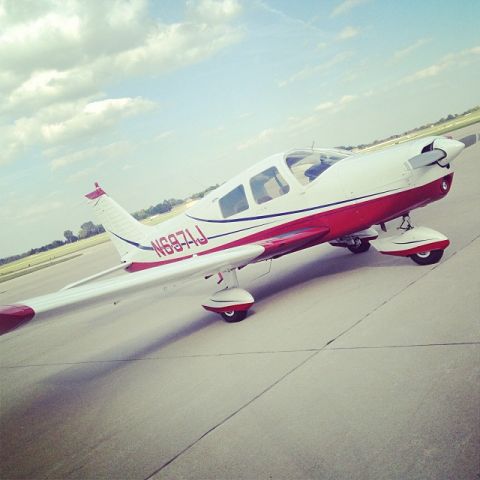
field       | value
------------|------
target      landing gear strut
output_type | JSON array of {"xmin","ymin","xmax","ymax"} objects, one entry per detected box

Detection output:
[{"xmin": 329, "ymin": 227, "xmax": 378, "ymax": 254}]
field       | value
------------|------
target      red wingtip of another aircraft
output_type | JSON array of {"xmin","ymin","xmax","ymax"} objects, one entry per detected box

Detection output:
[
  {"xmin": 85, "ymin": 182, "xmax": 106, "ymax": 200},
  {"xmin": 0, "ymin": 305, "xmax": 36, "ymax": 335}
]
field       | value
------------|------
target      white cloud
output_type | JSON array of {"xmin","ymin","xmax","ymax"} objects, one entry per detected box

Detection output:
[
  {"xmin": 237, "ymin": 128, "xmax": 275, "ymax": 151},
  {"xmin": 187, "ymin": 0, "xmax": 242, "ymax": 24},
  {"xmin": 336, "ymin": 26, "xmax": 360, "ymax": 41},
  {"xmin": 0, "ymin": 1, "xmax": 148, "ymax": 77},
  {"xmin": 315, "ymin": 101, "xmax": 335, "ymax": 112},
  {"xmin": 115, "ymin": 21, "xmax": 242, "ymax": 76},
  {"xmin": 50, "ymin": 140, "xmax": 132, "ymax": 170},
  {"xmin": 400, "ymin": 45, "xmax": 480, "ymax": 84},
  {"xmin": 154, "ymin": 130, "xmax": 175, "ymax": 142},
  {"xmin": 1, "ymin": 0, "xmax": 243, "ymax": 165},
  {"xmin": 0, "ymin": 118, "xmax": 41, "ymax": 166},
  {"xmin": 3, "ymin": 68, "xmax": 99, "ymax": 114},
  {"xmin": 331, "ymin": 0, "xmax": 368, "ymax": 17},
  {"xmin": 392, "ymin": 38, "xmax": 431, "ymax": 61},
  {"xmin": 315, "ymin": 94, "xmax": 357, "ymax": 113},
  {"xmin": 278, "ymin": 52, "xmax": 351, "ymax": 87},
  {"xmin": 67, "ymin": 166, "xmax": 97, "ymax": 183},
  {"xmin": 42, "ymin": 97, "xmax": 155, "ymax": 145},
  {"xmin": 18, "ymin": 200, "xmax": 63, "ymax": 223}
]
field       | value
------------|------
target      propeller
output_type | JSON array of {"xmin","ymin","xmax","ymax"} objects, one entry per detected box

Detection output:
[
  {"xmin": 458, "ymin": 133, "xmax": 478, "ymax": 148},
  {"xmin": 408, "ymin": 149, "xmax": 446, "ymax": 169}
]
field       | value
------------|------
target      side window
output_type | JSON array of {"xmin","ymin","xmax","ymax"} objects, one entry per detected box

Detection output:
[
  {"xmin": 219, "ymin": 185, "xmax": 249, "ymax": 218},
  {"xmin": 286, "ymin": 151, "xmax": 345, "ymax": 185},
  {"xmin": 249, "ymin": 167, "xmax": 290, "ymax": 205}
]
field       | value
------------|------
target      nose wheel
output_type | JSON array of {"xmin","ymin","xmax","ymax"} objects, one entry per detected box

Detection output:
[{"xmin": 410, "ymin": 249, "xmax": 444, "ymax": 265}]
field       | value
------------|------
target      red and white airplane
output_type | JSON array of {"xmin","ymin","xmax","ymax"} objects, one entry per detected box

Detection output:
[{"xmin": 0, "ymin": 133, "xmax": 477, "ymax": 333}]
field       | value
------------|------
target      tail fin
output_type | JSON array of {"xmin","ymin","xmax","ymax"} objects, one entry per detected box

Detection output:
[{"xmin": 85, "ymin": 183, "xmax": 150, "ymax": 262}]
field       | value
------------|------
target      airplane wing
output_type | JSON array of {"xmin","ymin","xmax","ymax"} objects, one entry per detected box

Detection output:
[
  {"xmin": 0, "ymin": 226, "xmax": 330, "ymax": 335},
  {"xmin": 0, "ymin": 244, "xmax": 264, "ymax": 334}
]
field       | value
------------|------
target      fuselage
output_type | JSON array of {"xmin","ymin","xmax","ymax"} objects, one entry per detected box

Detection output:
[{"xmin": 125, "ymin": 136, "xmax": 463, "ymax": 271}]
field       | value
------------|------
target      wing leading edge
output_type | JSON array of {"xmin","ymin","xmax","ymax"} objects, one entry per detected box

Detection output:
[
  {"xmin": 0, "ymin": 225, "xmax": 331, "ymax": 335},
  {"xmin": 0, "ymin": 244, "xmax": 264, "ymax": 335}
]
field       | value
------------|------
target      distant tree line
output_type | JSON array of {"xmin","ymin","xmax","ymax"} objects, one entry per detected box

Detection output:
[
  {"xmin": 132, "ymin": 198, "xmax": 183, "ymax": 221},
  {"xmin": 336, "ymin": 105, "xmax": 479, "ymax": 151},
  {"xmin": 0, "ymin": 184, "xmax": 219, "ymax": 266}
]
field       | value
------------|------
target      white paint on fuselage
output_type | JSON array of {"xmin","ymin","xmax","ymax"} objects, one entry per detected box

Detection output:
[{"xmin": 129, "ymin": 136, "xmax": 463, "ymax": 265}]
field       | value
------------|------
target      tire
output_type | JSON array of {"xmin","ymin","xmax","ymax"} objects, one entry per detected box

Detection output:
[
  {"xmin": 410, "ymin": 249, "xmax": 444, "ymax": 265},
  {"xmin": 221, "ymin": 310, "xmax": 248, "ymax": 323},
  {"xmin": 347, "ymin": 240, "xmax": 371, "ymax": 254}
]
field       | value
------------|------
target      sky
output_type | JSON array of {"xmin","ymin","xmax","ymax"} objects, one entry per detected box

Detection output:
[{"xmin": 1, "ymin": 0, "xmax": 479, "ymax": 258}]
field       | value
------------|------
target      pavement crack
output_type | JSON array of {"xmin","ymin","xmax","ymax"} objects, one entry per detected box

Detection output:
[
  {"xmin": 330, "ymin": 341, "xmax": 480, "ymax": 350},
  {"xmin": 142, "ymin": 349, "xmax": 321, "ymax": 479},
  {"xmin": 321, "ymin": 233, "xmax": 480, "ymax": 350},
  {"xmin": 3, "ymin": 342, "xmax": 479, "ymax": 369}
]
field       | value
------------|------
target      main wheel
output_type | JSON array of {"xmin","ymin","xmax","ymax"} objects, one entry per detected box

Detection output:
[
  {"xmin": 410, "ymin": 249, "xmax": 444, "ymax": 265},
  {"xmin": 221, "ymin": 310, "xmax": 248, "ymax": 323},
  {"xmin": 347, "ymin": 240, "xmax": 371, "ymax": 254}
]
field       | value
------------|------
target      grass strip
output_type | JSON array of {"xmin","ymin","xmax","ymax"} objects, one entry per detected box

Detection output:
[{"xmin": 0, "ymin": 254, "xmax": 83, "ymax": 284}]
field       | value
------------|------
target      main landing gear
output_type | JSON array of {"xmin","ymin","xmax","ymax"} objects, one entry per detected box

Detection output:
[
  {"xmin": 347, "ymin": 238, "xmax": 371, "ymax": 254},
  {"xmin": 202, "ymin": 269, "xmax": 254, "ymax": 323},
  {"xmin": 329, "ymin": 227, "xmax": 378, "ymax": 254}
]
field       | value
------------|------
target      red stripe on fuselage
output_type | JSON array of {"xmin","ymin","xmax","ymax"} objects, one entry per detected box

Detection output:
[{"xmin": 129, "ymin": 174, "xmax": 454, "ymax": 270}]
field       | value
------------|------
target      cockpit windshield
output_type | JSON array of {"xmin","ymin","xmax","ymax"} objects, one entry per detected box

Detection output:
[{"xmin": 285, "ymin": 149, "xmax": 349, "ymax": 185}]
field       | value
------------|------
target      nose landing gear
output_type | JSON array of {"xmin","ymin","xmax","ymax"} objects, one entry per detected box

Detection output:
[{"xmin": 370, "ymin": 215, "xmax": 450, "ymax": 265}]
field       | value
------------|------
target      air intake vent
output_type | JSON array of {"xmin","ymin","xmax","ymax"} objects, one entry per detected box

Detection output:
[{"xmin": 421, "ymin": 142, "xmax": 434, "ymax": 153}]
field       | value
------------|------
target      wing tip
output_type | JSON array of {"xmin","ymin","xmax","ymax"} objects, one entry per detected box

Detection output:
[{"xmin": 0, "ymin": 304, "xmax": 36, "ymax": 335}]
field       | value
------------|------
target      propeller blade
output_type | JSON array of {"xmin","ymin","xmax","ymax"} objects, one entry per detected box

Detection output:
[
  {"xmin": 408, "ymin": 149, "xmax": 446, "ymax": 169},
  {"xmin": 458, "ymin": 133, "xmax": 478, "ymax": 148}
]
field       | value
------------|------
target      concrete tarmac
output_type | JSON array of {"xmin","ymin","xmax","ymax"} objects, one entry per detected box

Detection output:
[{"xmin": 1, "ymin": 125, "xmax": 479, "ymax": 479}]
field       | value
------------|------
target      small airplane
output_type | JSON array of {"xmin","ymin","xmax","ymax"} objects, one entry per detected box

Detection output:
[{"xmin": 1, "ymin": 132, "xmax": 478, "ymax": 334}]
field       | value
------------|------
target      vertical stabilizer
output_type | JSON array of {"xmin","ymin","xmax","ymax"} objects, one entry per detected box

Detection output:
[{"xmin": 85, "ymin": 183, "xmax": 150, "ymax": 262}]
